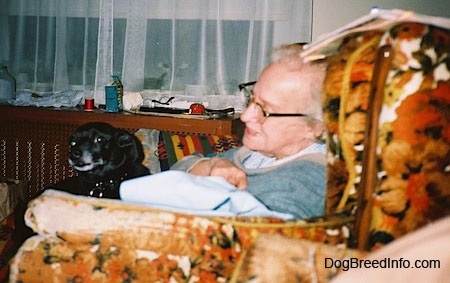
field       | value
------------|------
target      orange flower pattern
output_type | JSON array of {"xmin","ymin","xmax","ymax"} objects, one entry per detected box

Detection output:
[
  {"xmin": 323, "ymin": 22, "xmax": 450, "ymax": 250},
  {"xmin": 372, "ymin": 23, "xmax": 450, "ymax": 248}
]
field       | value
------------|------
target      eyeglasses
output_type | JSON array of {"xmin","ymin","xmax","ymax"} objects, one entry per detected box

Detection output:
[{"xmin": 238, "ymin": 81, "xmax": 309, "ymax": 119}]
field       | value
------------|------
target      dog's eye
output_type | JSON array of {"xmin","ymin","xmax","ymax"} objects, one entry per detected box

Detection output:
[
  {"xmin": 70, "ymin": 141, "xmax": 76, "ymax": 147},
  {"xmin": 95, "ymin": 136, "xmax": 106, "ymax": 144}
]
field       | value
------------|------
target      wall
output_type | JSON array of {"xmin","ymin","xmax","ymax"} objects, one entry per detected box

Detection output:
[{"xmin": 312, "ymin": 0, "xmax": 450, "ymax": 41}]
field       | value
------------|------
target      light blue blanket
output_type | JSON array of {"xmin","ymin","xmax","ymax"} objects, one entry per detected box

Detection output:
[{"xmin": 120, "ymin": 171, "xmax": 293, "ymax": 220}]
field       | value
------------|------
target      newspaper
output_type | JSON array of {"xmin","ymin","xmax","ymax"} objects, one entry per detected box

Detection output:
[{"xmin": 302, "ymin": 8, "xmax": 450, "ymax": 62}]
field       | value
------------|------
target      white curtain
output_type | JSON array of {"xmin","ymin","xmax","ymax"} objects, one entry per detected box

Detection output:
[{"xmin": 1, "ymin": 0, "xmax": 312, "ymax": 108}]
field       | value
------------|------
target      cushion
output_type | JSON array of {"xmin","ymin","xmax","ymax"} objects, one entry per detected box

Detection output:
[
  {"xmin": 9, "ymin": 190, "xmax": 353, "ymax": 282},
  {"xmin": 235, "ymin": 233, "xmax": 364, "ymax": 282},
  {"xmin": 135, "ymin": 129, "xmax": 241, "ymax": 173},
  {"xmin": 158, "ymin": 132, "xmax": 241, "ymax": 171},
  {"xmin": 135, "ymin": 129, "xmax": 242, "ymax": 173}
]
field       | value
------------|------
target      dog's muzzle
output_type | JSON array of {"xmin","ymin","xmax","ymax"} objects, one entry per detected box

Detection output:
[
  {"xmin": 68, "ymin": 148, "xmax": 105, "ymax": 172},
  {"xmin": 69, "ymin": 159, "xmax": 105, "ymax": 172}
]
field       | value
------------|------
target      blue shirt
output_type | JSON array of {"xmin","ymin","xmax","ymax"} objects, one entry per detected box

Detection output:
[{"xmin": 242, "ymin": 142, "xmax": 326, "ymax": 169}]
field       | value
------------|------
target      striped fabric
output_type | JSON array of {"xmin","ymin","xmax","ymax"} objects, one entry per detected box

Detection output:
[{"xmin": 158, "ymin": 132, "xmax": 241, "ymax": 171}]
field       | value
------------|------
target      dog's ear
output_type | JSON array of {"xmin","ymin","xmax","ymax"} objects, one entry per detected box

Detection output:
[{"xmin": 115, "ymin": 131, "xmax": 135, "ymax": 148}]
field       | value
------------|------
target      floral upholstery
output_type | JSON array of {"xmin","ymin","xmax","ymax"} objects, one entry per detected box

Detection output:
[
  {"xmin": 322, "ymin": 22, "xmax": 450, "ymax": 250},
  {"xmin": 9, "ymin": 190, "xmax": 352, "ymax": 282},
  {"xmin": 369, "ymin": 23, "xmax": 450, "ymax": 248}
]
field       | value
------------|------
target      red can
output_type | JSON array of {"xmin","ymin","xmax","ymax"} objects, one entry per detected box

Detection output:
[{"xmin": 84, "ymin": 98, "xmax": 94, "ymax": 111}]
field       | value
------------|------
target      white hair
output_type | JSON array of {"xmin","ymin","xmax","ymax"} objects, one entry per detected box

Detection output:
[{"xmin": 270, "ymin": 44, "xmax": 327, "ymax": 121}]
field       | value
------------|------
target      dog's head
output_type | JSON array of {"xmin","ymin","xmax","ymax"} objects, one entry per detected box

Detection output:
[{"xmin": 68, "ymin": 122, "xmax": 142, "ymax": 177}]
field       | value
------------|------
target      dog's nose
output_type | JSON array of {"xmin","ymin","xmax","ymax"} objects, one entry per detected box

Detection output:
[{"xmin": 71, "ymin": 149, "xmax": 82, "ymax": 158}]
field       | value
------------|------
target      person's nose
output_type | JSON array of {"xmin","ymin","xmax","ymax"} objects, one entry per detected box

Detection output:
[{"xmin": 240, "ymin": 103, "xmax": 256, "ymax": 123}]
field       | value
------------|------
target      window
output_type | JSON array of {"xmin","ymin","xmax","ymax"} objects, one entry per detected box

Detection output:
[{"xmin": 0, "ymin": 0, "xmax": 312, "ymax": 107}]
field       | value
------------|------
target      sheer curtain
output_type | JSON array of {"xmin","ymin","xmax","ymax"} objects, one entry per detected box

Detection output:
[{"xmin": 1, "ymin": 0, "xmax": 312, "ymax": 108}]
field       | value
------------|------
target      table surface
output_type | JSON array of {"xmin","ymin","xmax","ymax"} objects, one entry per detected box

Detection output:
[{"xmin": 1, "ymin": 104, "xmax": 244, "ymax": 135}]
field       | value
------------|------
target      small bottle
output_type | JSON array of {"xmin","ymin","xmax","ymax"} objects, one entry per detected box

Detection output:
[{"xmin": 0, "ymin": 64, "xmax": 16, "ymax": 101}]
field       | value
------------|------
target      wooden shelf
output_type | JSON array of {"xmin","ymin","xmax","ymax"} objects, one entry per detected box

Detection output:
[{"xmin": 1, "ymin": 104, "xmax": 244, "ymax": 135}]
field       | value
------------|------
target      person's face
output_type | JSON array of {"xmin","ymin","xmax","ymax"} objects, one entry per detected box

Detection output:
[{"xmin": 240, "ymin": 62, "xmax": 322, "ymax": 159}]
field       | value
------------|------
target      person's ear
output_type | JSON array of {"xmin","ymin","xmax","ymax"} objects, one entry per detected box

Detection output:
[{"xmin": 312, "ymin": 122, "xmax": 326, "ymax": 140}]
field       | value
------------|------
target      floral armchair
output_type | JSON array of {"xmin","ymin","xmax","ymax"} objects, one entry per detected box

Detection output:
[{"xmin": 6, "ymin": 9, "xmax": 450, "ymax": 283}]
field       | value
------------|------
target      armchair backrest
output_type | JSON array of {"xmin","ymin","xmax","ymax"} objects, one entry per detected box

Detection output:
[{"xmin": 320, "ymin": 20, "xmax": 450, "ymax": 250}]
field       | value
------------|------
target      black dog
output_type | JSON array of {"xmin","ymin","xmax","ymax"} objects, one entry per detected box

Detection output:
[
  {"xmin": 48, "ymin": 122, "xmax": 150, "ymax": 199},
  {"xmin": 14, "ymin": 122, "xmax": 151, "ymax": 244}
]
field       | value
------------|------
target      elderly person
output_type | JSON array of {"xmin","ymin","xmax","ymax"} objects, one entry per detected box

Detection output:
[{"xmin": 172, "ymin": 45, "xmax": 327, "ymax": 218}]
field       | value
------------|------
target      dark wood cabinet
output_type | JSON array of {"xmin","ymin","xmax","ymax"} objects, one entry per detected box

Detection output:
[{"xmin": 1, "ymin": 105, "xmax": 244, "ymax": 135}]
